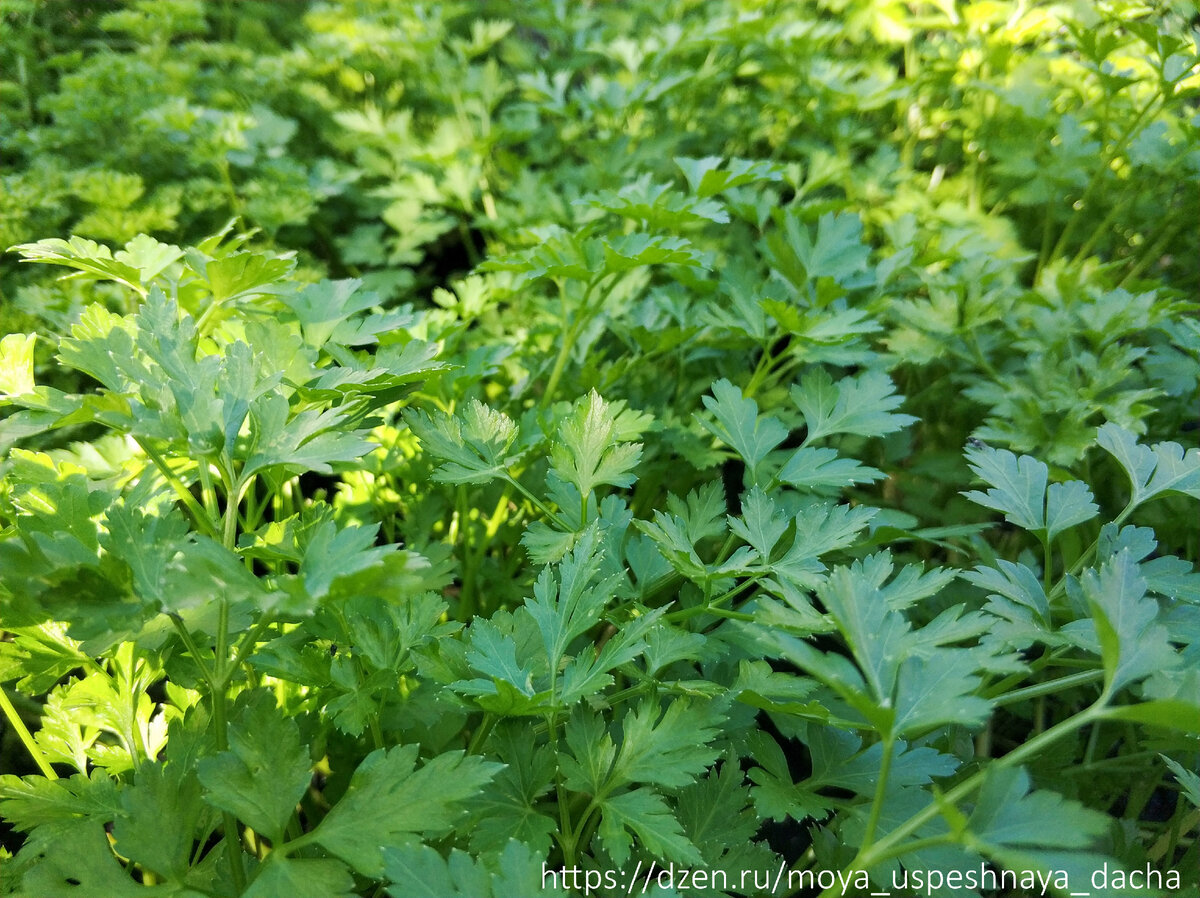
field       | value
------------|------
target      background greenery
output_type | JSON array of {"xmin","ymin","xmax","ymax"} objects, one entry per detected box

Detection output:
[{"xmin": 0, "ymin": 1, "xmax": 1197, "ymax": 896}]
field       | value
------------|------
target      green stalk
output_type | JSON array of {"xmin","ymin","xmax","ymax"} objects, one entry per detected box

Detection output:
[
  {"xmin": 1068, "ymin": 188, "xmax": 1135, "ymax": 267},
  {"xmin": 813, "ymin": 699, "xmax": 1107, "ymax": 898},
  {"xmin": 206, "ymin": 465, "xmax": 252, "ymax": 890},
  {"xmin": 542, "ymin": 279, "xmax": 579, "ymax": 408},
  {"xmin": 548, "ymin": 704, "xmax": 578, "ymax": 865},
  {"xmin": 212, "ymin": 681, "xmax": 248, "ymax": 892},
  {"xmin": 466, "ymin": 713, "xmax": 497, "ymax": 755},
  {"xmin": 991, "ymin": 670, "xmax": 1104, "ymax": 707},
  {"xmin": 1117, "ymin": 215, "xmax": 1186, "ymax": 288},
  {"xmin": 665, "ymin": 575, "xmax": 763, "ymax": 623},
  {"xmin": 169, "ymin": 615, "xmax": 216, "ymax": 685},
  {"xmin": 860, "ymin": 735, "xmax": 895, "ymax": 850},
  {"xmin": 541, "ymin": 274, "xmax": 609, "ymax": 407},
  {"xmin": 743, "ymin": 342, "xmax": 777, "ymax": 398},
  {"xmin": 0, "ymin": 686, "xmax": 57, "ymax": 780},
  {"xmin": 504, "ymin": 475, "xmax": 571, "ymax": 531},
  {"xmin": 455, "ymin": 487, "xmax": 476, "ymax": 618},
  {"xmin": 227, "ymin": 614, "xmax": 275, "ymax": 678},
  {"xmin": 134, "ymin": 439, "xmax": 216, "ymax": 536},
  {"xmin": 1045, "ymin": 94, "xmax": 1161, "ymax": 268},
  {"xmin": 1042, "ymin": 534, "xmax": 1054, "ymax": 595}
]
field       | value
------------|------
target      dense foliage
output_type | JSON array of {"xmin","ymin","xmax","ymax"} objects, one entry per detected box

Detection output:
[{"xmin": 1, "ymin": 1, "xmax": 1198, "ymax": 896}]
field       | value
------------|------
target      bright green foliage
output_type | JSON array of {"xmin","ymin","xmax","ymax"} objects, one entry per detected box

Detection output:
[
  {"xmin": 1, "ymin": 1, "xmax": 1199, "ymax": 896},
  {"xmin": 405, "ymin": 401, "xmax": 523, "ymax": 485},
  {"xmin": 311, "ymin": 746, "xmax": 501, "ymax": 876},
  {"xmin": 962, "ymin": 444, "xmax": 1100, "ymax": 542},
  {"xmin": 791, "ymin": 369, "xmax": 917, "ymax": 444},
  {"xmin": 549, "ymin": 391, "xmax": 646, "ymax": 501}
]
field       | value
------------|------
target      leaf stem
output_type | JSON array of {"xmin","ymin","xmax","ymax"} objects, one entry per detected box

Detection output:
[
  {"xmin": 665, "ymin": 575, "xmax": 763, "ymax": 622},
  {"xmin": 211, "ymin": 678, "xmax": 248, "ymax": 891},
  {"xmin": 169, "ymin": 614, "xmax": 217, "ymax": 685},
  {"xmin": 542, "ymin": 279, "xmax": 583, "ymax": 408},
  {"xmin": 504, "ymin": 474, "xmax": 571, "ymax": 532},
  {"xmin": 1045, "ymin": 94, "xmax": 1161, "ymax": 269},
  {"xmin": 467, "ymin": 713, "xmax": 496, "ymax": 755},
  {"xmin": 991, "ymin": 669, "xmax": 1104, "ymax": 707},
  {"xmin": 1041, "ymin": 534, "xmax": 1053, "ymax": 595},
  {"xmin": 0, "ymin": 686, "xmax": 57, "ymax": 780},
  {"xmin": 813, "ymin": 699, "xmax": 1107, "ymax": 897},
  {"xmin": 226, "ymin": 613, "xmax": 275, "ymax": 681},
  {"xmin": 860, "ymin": 734, "xmax": 895, "ymax": 850},
  {"xmin": 134, "ymin": 439, "xmax": 215, "ymax": 536}
]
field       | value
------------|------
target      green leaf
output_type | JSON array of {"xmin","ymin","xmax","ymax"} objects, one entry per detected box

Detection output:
[
  {"xmin": 1161, "ymin": 755, "xmax": 1200, "ymax": 808},
  {"xmin": 962, "ymin": 446, "xmax": 1049, "ymax": 532},
  {"xmin": 727, "ymin": 487, "xmax": 789, "ymax": 561},
  {"xmin": 405, "ymin": 400, "xmax": 522, "ymax": 484},
  {"xmin": 465, "ymin": 726, "xmax": 557, "ymax": 855},
  {"xmin": 245, "ymin": 857, "xmax": 357, "ymax": 898},
  {"xmin": 776, "ymin": 447, "xmax": 885, "ymax": 492},
  {"xmin": 764, "ymin": 211, "xmax": 873, "ymax": 289},
  {"xmin": 1098, "ymin": 423, "xmax": 1200, "ymax": 509},
  {"xmin": 313, "ymin": 745, "xmax": 502, "ymax": 876},
  {"xmin": 196, "ymin": 691, "xmax": 311, "ymax": 844},
  {"xmin": 243, "ymin": 394, "xmax": 375, "ymax": 478},
  {"xmin": 101, "ymin": 502, "xmax": 190, "ymax": 610},
  {"xmin": 962, "ymin": 560, "xmax": 1050, "ymax": 623},
  {"xmin": 745, "ymin": 730, "xmax": 835, "ymax": 823},
  {"xmin": 581, "ymin": 176, "xmax": 729, "ymax": 228},
  {"xmin": 962, "ymin": 444, "xmax": 1098, "ymax": 540},
  {"xmin": 633, "ymin": 514, "xmax": 705, "ymax": 579},
  {"xmin": 382, "ymin": 844, "xmax": 492, "ymax": 898},
  {"xmin": 761, "ymin": 300, "xmax": 883, "ymax": 345},
  {"xmin": 602, "ymin": 233, "xmax": 708, "ymax": 272},
  {"xmin": 303, "ymin": 341, "xmax": 449, "ymax": 408},
  {"xmin": 0, "ymin": 771, "xmax": 122, "ymax": 835},
  {"xmin": 817, "ymin": 559, "xmax": 914, "ymax": 708},
  {"xmin": 520, "ymin": 521, "xmax": 580, "ymax": 566},
  {"xmin": 810, "ymin": 730, "xmax": 957, "ymax": 794},
  {"xmin": 596, "ymin": 787, "xmax": 703, "ymax": 866},
  {"xmin": 676, "ymin": 761, "xmax": 762, "ymax": 854},
  {"xmin": 460, "ymin": 616, "xmax": 538, "ymax": 696},
  {"xmin": 893, "ymin": 650, "xmax": 992, "ymax": 736},
  {"xmin": 734, "ymin": 659, "xmax": 825, "ymax": 718},
  {"xmin": 967, "ymin": 766, "xmax": 1109, "ymax": 850},
  {"xmin": 675, "ymin": 156, "xmax": 784, "ymax": 198},
  {"xmin": 12, "ymin": 236, "xmax": 148, "ymax": 296},
  {"xmin": 1045, "ymin": 480, "xmax": 1102, "ymax": 541},
  {"xmin": 550, "ymin": 391, "xmax": 644, "ymax": 499},
  {"xmin": 699, "ymin": 379, "xmax": 787, "ymax": 480},
  {"xmin": 114, "ymin": 233, "xmax": 183, "ymax": 283},
  {"xmin": 111, "ymin": 761, "xmax": 204, "ymax": 883},
  {"xmin": 296, "ymin": 519, "xmax": 396, "ymax": 601},
  {"xmin": 158, "ymin": 537, "xmax": 277, "ymax": 616},
  {"xmin": 1100, "ymin": 701, "xmax": 1200, "ymax": 735},
  {"xmin": 789, "ymin": 369, "xmax": 917, "ymax": 443},
  {"xmin": 56, "ymin": 303, "xmax": 139, "ymax": 393},
  {"xmin": 561, "ymin": 708, "xmax": 617, "ymax": 796},
  {"xmin": 523, "ymin": 527, "xmax": 619, "ymax": 673},
  {"xmin": 558, "ymin": 609, "xmax": 666, "ymax": 707},
  {"xmin": 1082, "ymin": 550, "xmax": 1178, "ymax": 694},
  {"xmin": 285, "ymin": 278, "xmax": 415, "ymax": 348},
  {"xmin": 608, "ymin": 699, "xmax": 724, "ymax": 791},
  {"xmin": 0, "ymin": 333, "xmax": 37, "ymax": 400},
  {"xmin": 480, "ymin": 227, "xmax": 603, "ymax": 284},
  {"xmin": 191, "ymin": 248, "xmax": 295, "ymax": 304},
  {"xmin": 9, "ymin": 822, "xmax": 148, "ymax": 897},
  {"xmin": 773, "ymin": 501, "xmax": 878, "ymax": 587},
  {"xmin": 383, "ymin": 840, "xmax": 567, "ymax": 898}
]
